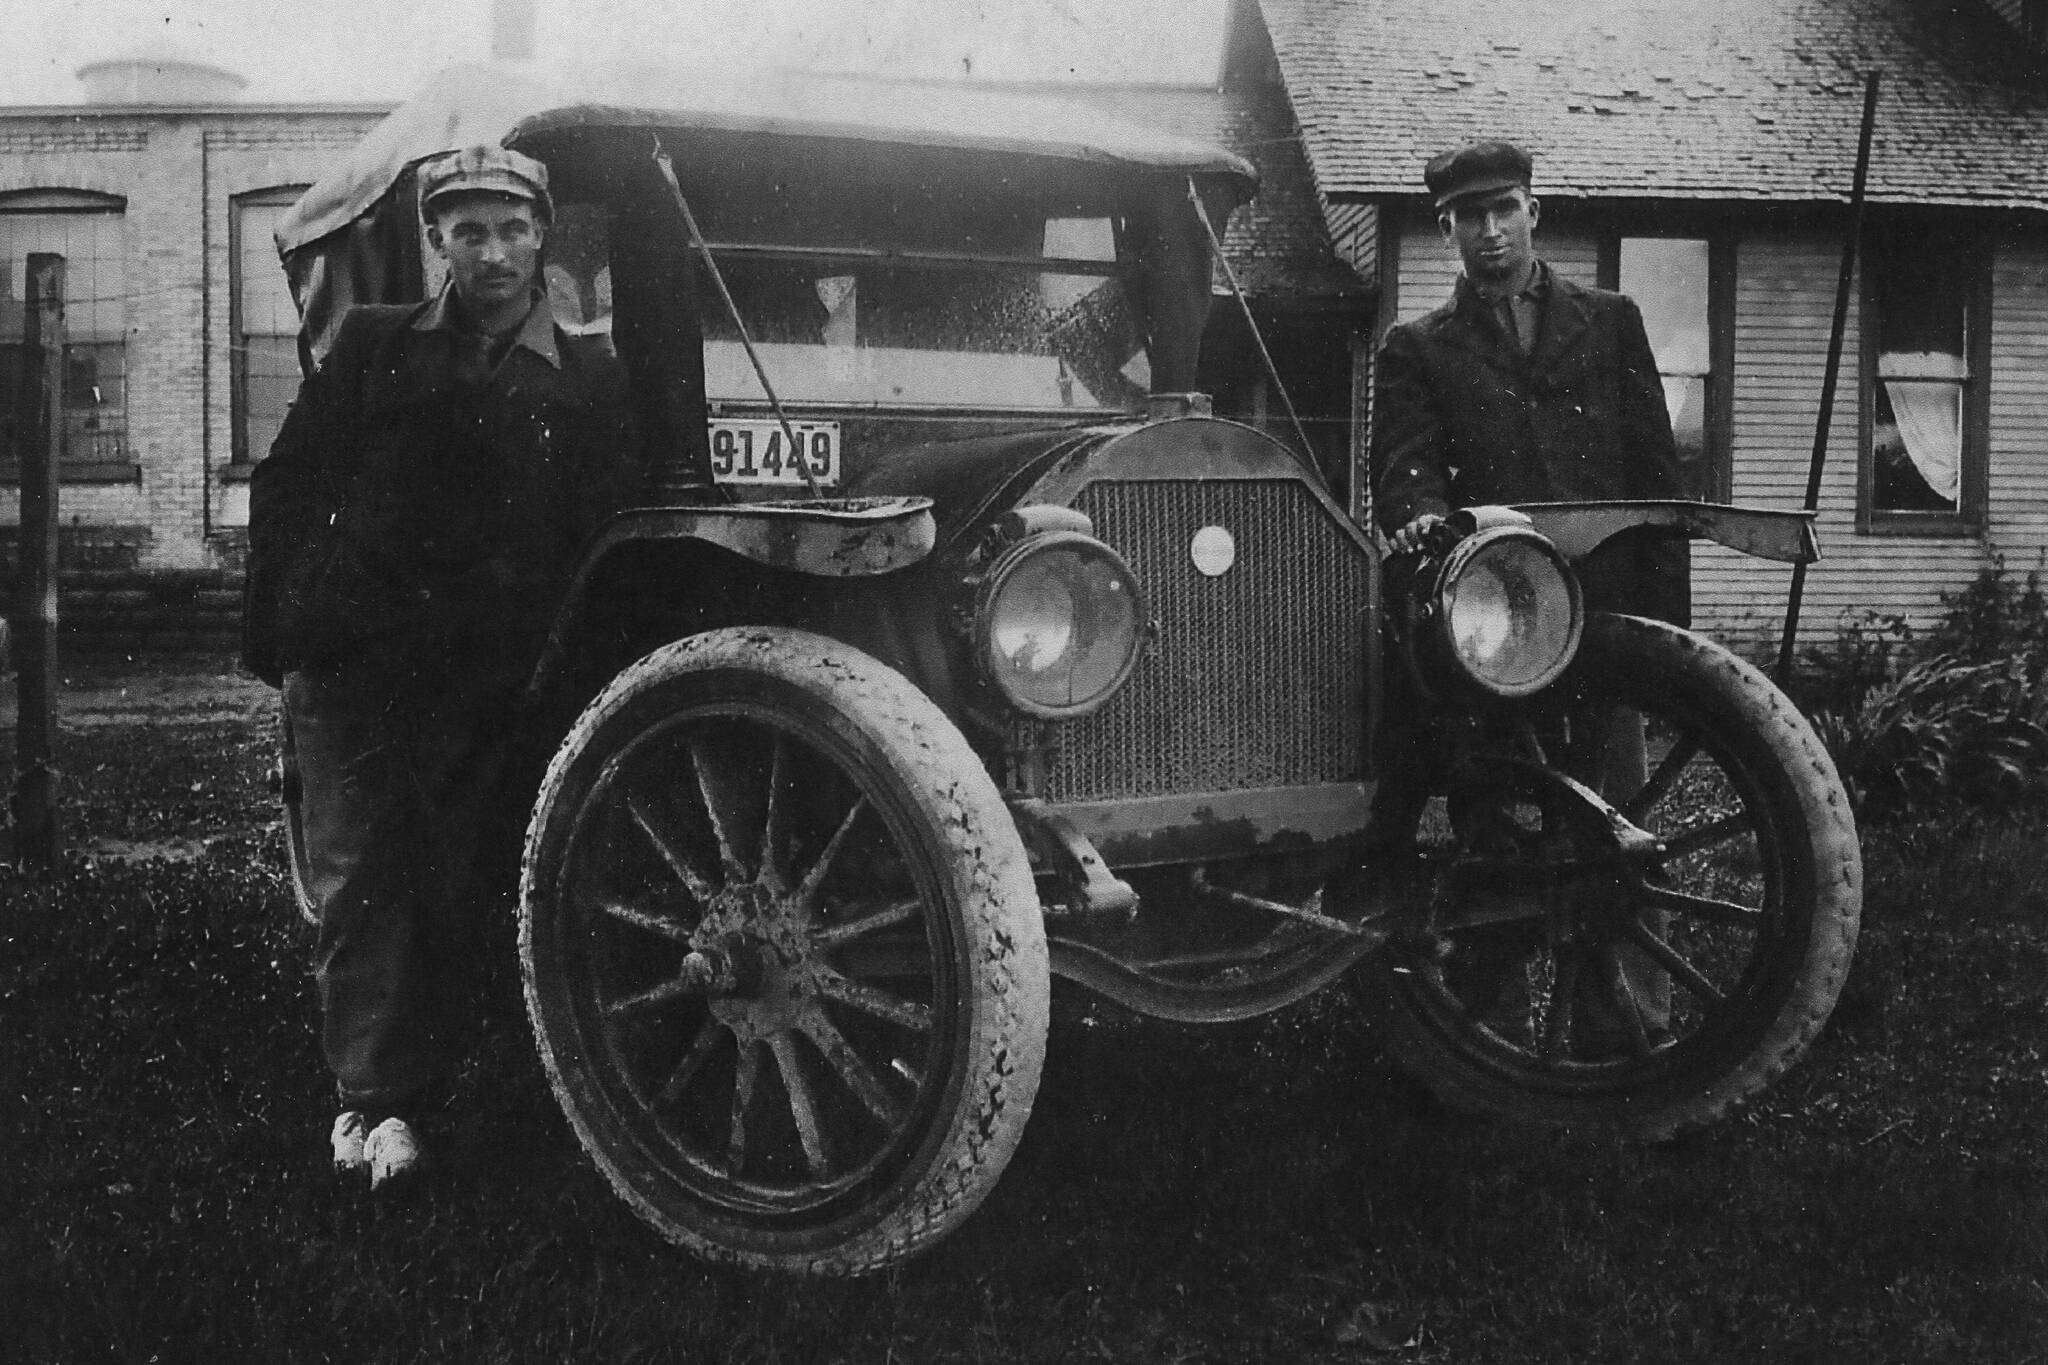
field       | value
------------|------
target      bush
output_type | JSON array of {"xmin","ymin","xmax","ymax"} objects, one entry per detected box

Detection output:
[
  {"xmin": 1802, "ymin": 565, "xmax": 2048, "ymax": 823},
  {"xmin": 1920, "ymin": 560, "xmax": 2048, "ymax": 680},
  {"xmin": 1786, "ymin": 609, "xmax": 1912, "ymax": 718}
]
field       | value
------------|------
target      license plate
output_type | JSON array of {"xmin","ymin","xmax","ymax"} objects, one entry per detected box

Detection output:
[{"xmin": 708, "ymin": 418, "xmax": 840, "ymax": 487}]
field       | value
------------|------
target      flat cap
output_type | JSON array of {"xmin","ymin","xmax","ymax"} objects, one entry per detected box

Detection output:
[
  {"xmin": 418, "ymin": 144, "xmax": 553, "ymax": 221},
  {"xmin": 1423, "ymin": 140, "xmax": 1534, "ymax": 208}
]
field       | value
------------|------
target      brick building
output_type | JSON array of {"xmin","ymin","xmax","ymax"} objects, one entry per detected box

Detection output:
[{"xmin": 0, "ymin": 53, "xmax": 384, "ymax": 647}]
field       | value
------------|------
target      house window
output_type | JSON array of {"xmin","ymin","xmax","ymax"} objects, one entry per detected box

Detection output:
[
  {"xmin": 233, "ymin": 189, "xmax": 306, "ymax": 464},
  {"xmin": 0, "ymin": 191, "xmax": 130, "ymax": 480},
  {"xmin": 1616, "ymin": 235, "xmax": 1729, "ymax": 502},
  {"xmin": 1861, "ymin": 218, "xmax": 1988, "ymax": 529}
]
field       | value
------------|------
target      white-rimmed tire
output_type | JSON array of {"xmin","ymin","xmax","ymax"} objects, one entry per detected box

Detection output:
[
  {"xmin": 1358, "ymin": 614, "xmax": 1862, "ymax": 1140},
  {"xmin": 520, "ymin": 628, "xmax": 1048, "ymax": 1274}
]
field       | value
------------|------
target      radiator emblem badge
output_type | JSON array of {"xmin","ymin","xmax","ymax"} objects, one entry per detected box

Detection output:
[{"xmin": 1190, "ymin": 525, "xmax": 1236, "ymax": 577}]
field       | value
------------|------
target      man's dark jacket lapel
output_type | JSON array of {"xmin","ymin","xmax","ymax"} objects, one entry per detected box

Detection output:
[{"xmin": 1528, "ymin": 279, "xmax": 1594, "ymax": 380}]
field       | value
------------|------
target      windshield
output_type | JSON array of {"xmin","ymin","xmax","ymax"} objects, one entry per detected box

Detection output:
[
  {"xmin": 537, "ymin": 193, "xmax": 1149, "ymax": 417},
  {"xmin": 699, "ymin": 250, "xmax": 1147, "ymax": 413}
]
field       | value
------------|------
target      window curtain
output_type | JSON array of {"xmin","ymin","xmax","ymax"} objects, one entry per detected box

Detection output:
[{"xmin": 1880, "ymin": 350, "xmax": 1965, "ymax": 503}]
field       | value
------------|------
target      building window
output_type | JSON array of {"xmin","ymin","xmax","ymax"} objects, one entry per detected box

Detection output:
[
  {"xmin": 1614, "ymin": 235, "xmax": 1731, "ymax": 502},
  {"xmin": 1861, "ymin": 218, "xmax": 1988, "ymax": 530},
  {"xmin": 0, "ymin": 191, "xmax": 130, "ymax": 481},
  {"xmin": 233, "ymin": 188, "xmax": 306, "ymax": 464}
]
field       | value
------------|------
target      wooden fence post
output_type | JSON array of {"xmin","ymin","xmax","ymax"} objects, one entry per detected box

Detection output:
[{"xmin": 14, "ymin": 252, "xmax": 64, "ymax": 869}]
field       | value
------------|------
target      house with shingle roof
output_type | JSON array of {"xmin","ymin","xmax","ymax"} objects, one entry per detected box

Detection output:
[{"xmin": 1250, "ymin": 0, "xmax": 2048, "ymax": 648}]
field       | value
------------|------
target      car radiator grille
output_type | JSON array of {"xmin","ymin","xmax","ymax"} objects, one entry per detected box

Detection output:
[{"xmin": 1044, "ymin": 478, "xmax": 1372, "ymax": 804}]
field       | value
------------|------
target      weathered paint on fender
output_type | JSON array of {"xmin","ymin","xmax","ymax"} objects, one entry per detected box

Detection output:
[{"xmin": 1516, "ymin": 499, "xmax": 1820, "ymax": 565}]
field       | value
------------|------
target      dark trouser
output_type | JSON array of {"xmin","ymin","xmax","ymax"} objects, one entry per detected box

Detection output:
[
  {"xmin": 284, "ymin": 667, "xmax": 517, "ymax": 1114},
  {"xmin": 1364, "ymin": 700, "xmax": 1669, "ymax": 1031}
]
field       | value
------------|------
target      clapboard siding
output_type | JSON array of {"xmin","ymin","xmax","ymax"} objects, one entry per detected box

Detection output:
[
  {"xmin": 1395, "ymin": 219, "xmax": 1459, "ymax": 323},
  {"xmin": 1986, "ymin": 240, "xmax": 2048, "ymax": 572},
  {"xmin": 1381, "ymin": 214, "xmax": 2048, "ymax": 656},
  {"xmin": 1704, "ymin": 232, "xmax": 2048, "ymax": 652}
]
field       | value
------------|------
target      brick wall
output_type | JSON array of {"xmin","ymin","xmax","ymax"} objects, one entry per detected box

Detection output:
[{"xmin": 0, "ymin": 105, "xmax": 381, "ymax": 601}]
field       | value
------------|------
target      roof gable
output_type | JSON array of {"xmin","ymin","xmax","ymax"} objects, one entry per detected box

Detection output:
[{"xmin": 1261, "ymin": 0, "xmax": 2048, "ymax": 210}]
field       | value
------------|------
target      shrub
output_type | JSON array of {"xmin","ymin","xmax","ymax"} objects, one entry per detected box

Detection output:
[
  {"xmin": 1801, "ymin": 565, "xmax": 2048, "ymax": 823},
  {"xmin": 1809, "ymin": 653, "xmax": 2048, "ymax": 821},
  {"xmin": 1787, "ymin": 609, "xmax": 1913, "ymax": 717},
  {"xmin": 1918, "ymin": 558, "xmax": 2048, "ymax": 670}
]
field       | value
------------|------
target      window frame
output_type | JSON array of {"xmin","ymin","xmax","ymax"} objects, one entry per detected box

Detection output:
[
  {"xmin": 229, "ymin": 185, "xmax": 308, "ymax": 469},
  {"xmin": 0, "ymin": 189, "xmax": 134, "ymax": 484},
  {"xmin": 1597, "ymin": 228, "xmax": 1735, "ymax": 504},
  {"xmin": 1856, "ymin": 214, "xmax": 1992, "ymax": 536}
]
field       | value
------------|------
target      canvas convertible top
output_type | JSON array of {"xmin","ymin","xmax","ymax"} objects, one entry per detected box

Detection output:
[{"xmin": 276, "ymin": 60, "xmax": 1258, "ymax": 258}]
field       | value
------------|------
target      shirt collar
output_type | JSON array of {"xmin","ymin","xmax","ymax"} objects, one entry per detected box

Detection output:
[
  {"xmin": 412, "ymin": 281, "xmax": 562, "ymax": 369},
  {"xmin": 1460, "ymin": 258, "xmax": 1550, "ymax": 308}
]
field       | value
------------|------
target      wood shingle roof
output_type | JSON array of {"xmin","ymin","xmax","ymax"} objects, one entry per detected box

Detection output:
[{"xmin": 1260, "ymin": 0, "xmax": 2048, "ymax": 210}]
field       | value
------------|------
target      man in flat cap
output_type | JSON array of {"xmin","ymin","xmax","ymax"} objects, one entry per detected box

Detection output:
[
  {"xmin": 1366, "ymin": 139, "xmax": 1686, "ymax": 1043},
  {"xmin": 244, "ymin": 144, "xmax": 639, "ymax": 1190},
  {"xmin": 1374, "ymin": 139, "xmax": 1687, "ymax": 616}
]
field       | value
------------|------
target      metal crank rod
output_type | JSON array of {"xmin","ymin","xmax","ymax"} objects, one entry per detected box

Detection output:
[{"xmin": 1187, "ymin": 867, "xmax": 1389, "ymax": 942}]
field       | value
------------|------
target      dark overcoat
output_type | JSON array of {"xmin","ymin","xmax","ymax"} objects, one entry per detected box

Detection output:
[
  {"xmin": 1373, "ymin": 268, "xmax": 1690, "ymax": 625},
  {"xmin": 241, "ymin": 301, "xmax": 639, "ymax": 690}
]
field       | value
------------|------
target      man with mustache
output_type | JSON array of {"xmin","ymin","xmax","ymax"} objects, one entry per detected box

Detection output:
[{"xmin": 243, "ymin": 145, "xmax": 639, "ymax": 1191}]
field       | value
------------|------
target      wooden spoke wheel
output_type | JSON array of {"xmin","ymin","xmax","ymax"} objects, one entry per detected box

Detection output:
[
  {"xmin": 521, "ymin": 629, "xmax": 1047, "ymax": 1273},
  {"xmin": 1358, "ymin": 613, "xmax": 1862, "ymax": 1140}
]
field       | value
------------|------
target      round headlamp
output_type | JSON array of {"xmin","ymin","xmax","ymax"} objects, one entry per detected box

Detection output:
[
  {"xmin": 1429, "ymin": 527, "xmax": 1583, "ymax": 697},
  {"xmin": 975, "ymin": 530, "xmax": 1145, "ymax": 719}
]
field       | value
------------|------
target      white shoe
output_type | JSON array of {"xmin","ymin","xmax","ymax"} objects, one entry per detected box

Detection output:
[
  {"xmin": 363, "ymin": 1116, "xmax": 425, "ymax": 1191},
  {"xmin": 331, "ymin": 1110, "xmax": 373, "ymax": 1174}
]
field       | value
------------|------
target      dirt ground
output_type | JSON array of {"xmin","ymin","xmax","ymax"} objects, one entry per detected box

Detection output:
[
  {"xmin": 5, "ymin": 645, "xmax": 2047, "ymax": 1361},
  {"xmin": 0, "ymin": 651, "xmax": 274, "ymax": 729},
  {"xmin": 0, "ymin": 651, "xmax": 276, "ymax": 864}
]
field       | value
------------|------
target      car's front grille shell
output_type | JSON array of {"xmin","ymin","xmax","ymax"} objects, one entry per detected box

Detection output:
[{"xmin": 1044, "ymin": 478, "xmax": 1372, "ymax": 803}]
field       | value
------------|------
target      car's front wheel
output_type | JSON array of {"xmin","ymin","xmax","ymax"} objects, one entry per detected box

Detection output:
[
  {"xmin": 1356, "ymin": 613, "xmax": 1862, "ymax": 1140},
  {"xmin": 521, "ymin": 628, "xmax": 1048, "ymax": 1273}
]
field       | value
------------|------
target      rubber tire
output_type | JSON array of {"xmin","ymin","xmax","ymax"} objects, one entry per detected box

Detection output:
[
  {"xmin": 520, "ymin": 627, "xmax": 1049, "ymax": 1274},
  {"xmin": 1360, "ymin": 613, "xmax": 1862, "ymax": 1140}
]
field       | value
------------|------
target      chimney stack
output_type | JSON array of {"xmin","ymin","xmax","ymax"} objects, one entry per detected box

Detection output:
[{"xmin": 493, "ymin": 0, "xmax": 536, "ymax": 61}]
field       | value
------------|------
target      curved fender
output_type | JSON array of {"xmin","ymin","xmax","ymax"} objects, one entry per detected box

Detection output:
[
  {"xmin": 1512, "ymin": 499, "xmax": 1819, "ymax": 565},
  {"xmin": 593, "ymin": 498, "xmax": 937, "ymax": 577},
  {"xmin": 525, "ymin": 497, "xmax": 936, "ymax": 696}
]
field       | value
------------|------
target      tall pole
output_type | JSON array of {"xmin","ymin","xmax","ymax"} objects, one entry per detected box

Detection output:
[
  {"xmin": 1776, "ymin": 73, "xmax": 1880, "ymax": 681},
  {"xmin": 14, "ymin": 253, "xmax": 63, "ymax": 869}
]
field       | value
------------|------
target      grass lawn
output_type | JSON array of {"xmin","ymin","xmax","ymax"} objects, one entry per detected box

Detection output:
[{"xmin": 1, "ymin": 671, "xmax": 2045, "ymax": 1363}]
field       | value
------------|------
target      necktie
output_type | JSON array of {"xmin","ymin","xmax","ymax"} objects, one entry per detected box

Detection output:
[{"xmin": 1495, "ymin": 296, "xmax": 1522, "ymax": 352}]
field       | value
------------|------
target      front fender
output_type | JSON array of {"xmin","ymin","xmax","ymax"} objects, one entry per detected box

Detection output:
[
  {"xmin": 1513, "ymin": 499, "xmax": 1819, "ymax": 565},
  {"xmin": 589, "ymin": 499, "xmax": 937, "ymax": 578},
  {"xmin": 526, "ymin": 498, "xmax": 936, "ymax": 696}
]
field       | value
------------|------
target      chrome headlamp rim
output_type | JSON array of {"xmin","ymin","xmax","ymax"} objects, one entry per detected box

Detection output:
[
  {"xmin": 971, "ymin": 528, "xmax": 1147, "ymax": 721},
  {"xmin": 1428, "ymin": 525, "xmax": 1584, "ymax": 698}
]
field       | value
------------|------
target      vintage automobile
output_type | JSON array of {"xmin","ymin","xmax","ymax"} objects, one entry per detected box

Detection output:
[{"xmin": 272, "ymin": 62, "xmax": 1862, "ymax": 1275}]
